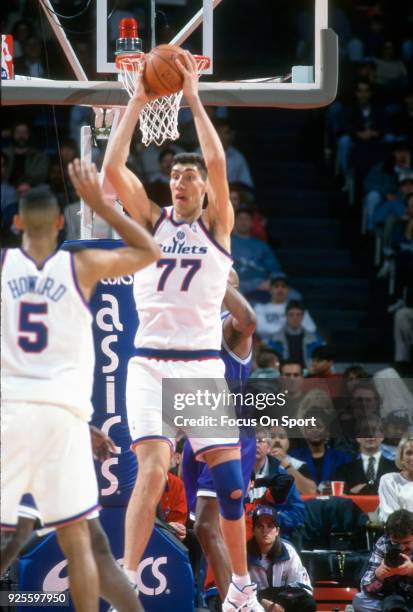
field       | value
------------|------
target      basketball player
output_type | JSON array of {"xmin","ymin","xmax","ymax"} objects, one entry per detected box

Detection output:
[
  {"xmin": 1, "ymin": 160, "xmax": 160, "ymax": 612},
  {"xmin": 104, "ymin": 51, "xmax": 265, "ymax": 610},
  {"xmin": 183, "ymin": 268, "xmax": 257, "ymax": 600}
]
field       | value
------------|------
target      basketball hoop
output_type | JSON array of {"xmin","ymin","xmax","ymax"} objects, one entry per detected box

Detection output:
[
  {"xmin": 115, "ymin": 20, "xmax": 210, "ymax": 147},
  {"xmin": 116, "ymin": 53, "xmax": 209, "ymax": 147}
]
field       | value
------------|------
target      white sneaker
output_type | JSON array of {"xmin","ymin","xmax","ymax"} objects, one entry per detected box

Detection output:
[{"xmin": 222, "ymin": 582, "xmax": 265, "ymax": 611}]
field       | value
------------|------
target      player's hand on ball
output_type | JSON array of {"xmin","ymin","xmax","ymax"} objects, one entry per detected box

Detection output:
[
  {"xmin": 175, "ymin": 50, "xmax": 199, "ymax": 102},
  {"xmin": 89, "ymin": 425, "xmax": 117, "ymax": 461},
  {"xmin": 131, "ymin": 55, "xmax": 160, "ymax": 104}
]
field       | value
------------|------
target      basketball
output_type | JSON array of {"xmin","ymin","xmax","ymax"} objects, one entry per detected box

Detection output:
[{"xmin": 144, "ymin": 44, "xmax": 186, "ymax": 96}]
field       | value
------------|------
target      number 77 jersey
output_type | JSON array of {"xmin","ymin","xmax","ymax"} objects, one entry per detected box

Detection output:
[
  {"xmin": 133, "ymin": 207, "xmax": 233, "ymax": 358},
  {"xmin": 1, "ymin": 248, "xmax": 95, "ymax": 421}
]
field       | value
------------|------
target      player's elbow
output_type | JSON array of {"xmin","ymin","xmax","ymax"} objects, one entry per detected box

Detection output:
[{"xmin": 104, "ymin": 160, "xmax": 125, "ymax": 184}]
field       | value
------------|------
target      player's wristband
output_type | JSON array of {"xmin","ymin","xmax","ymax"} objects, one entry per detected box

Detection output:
[{"xmin": 284, "ymin": 463, "xmax": 292, "ymax": 470}]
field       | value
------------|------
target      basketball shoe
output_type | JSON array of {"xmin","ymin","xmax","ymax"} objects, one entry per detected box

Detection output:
[{"xmin": 222, "ymin": 582, "xmax": 265, "ymax": 611}]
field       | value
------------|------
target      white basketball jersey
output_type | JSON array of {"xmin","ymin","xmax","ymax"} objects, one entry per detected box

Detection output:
[
  {"xmin": 1, "ymin": 248, "xmax": 95, "ymax": 421},
  {"xmin": 133, "ymin": 207, "xmax": 232, "ymax": 356}
]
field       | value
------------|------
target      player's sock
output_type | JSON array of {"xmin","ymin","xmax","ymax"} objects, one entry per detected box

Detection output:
[
  {"xmin": 124, "ymin": 568, "xmax": 138, "ymax": 586},
  {"xmin": 231, "ymin": 572, "xmax": 251, "ymax": 589}
]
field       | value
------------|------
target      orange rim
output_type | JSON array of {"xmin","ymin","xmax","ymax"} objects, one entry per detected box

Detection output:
[{"xmin": 115, "ymin": 52, "xmax": 210, "ymax": 72}]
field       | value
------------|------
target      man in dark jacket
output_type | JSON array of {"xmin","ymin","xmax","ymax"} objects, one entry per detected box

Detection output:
[{"xmin": 335, "ymin": 415, "xmax": 396, "ymax": 495}]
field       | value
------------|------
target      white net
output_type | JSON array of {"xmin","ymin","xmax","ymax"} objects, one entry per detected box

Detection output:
[{"xmin": 117, "ymin": 53, "xmax": 209, "ymax": 147}]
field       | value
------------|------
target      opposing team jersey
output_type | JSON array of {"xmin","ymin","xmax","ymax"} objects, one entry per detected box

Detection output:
[
  {"xmin": 133, "ymin": 207, "xmax": 232, "ymax": 356},
  {"xmin": 1, "ymin": 248, "xmax": 95, "ymax": 421},
  {"xmin": 220, "ymin": 311, "xmax": 252, "ymax": 385}
]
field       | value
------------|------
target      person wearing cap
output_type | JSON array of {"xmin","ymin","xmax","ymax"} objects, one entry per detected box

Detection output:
[
  {"xmin": 247, "ymin": 506, "xmax": 316, "ymax": 611},
  {"xmin": 255, "ymin": 275, "xmax": 316, "ymax": 345},
  {"xmin": 231, "ymin": 207, "xmax": 282, "ymax": 294}
]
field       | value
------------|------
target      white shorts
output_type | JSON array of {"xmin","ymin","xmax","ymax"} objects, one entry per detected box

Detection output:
[
  {"xmin": 126, "ymin": 357, "xmax": 239, "ymax": 459},
  {"xmin": 1, "ymin": 402, "xmax": 99, "ymax": 529}
]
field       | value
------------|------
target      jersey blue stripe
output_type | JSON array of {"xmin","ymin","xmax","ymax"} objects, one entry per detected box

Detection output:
[{"xmin": 134, "ymin": 348, "xmax": 221, "ymax": 360}]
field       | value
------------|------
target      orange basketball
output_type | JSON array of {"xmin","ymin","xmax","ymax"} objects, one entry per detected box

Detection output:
[{"xmin": 144, "ymin": 44, "xmax": 186, "ymax": 96}]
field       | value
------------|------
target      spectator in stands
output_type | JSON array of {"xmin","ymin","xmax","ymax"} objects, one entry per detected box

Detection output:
[
  {"xmin": 335, "ymin": 415, "xmax": 396, "ymax": 495},
  {"xmin": 4, "ymin": 122, "xmax": 49, "ymax": 187},
  {"xmin": 363, "ymin": 141, "xmax": 412, "ymax": 232},
  {"xmin": 307, "ymin": 345, "xmax": 344, "ymax": 398},
  {"xmin": 13, "ymin": 36, "xmax": 46, "ymax": 78},
  {"xmin": 269, "ymin": 426, "xmax": 317, "ymax": 495},
  {"xmin": 394, "ymin": 304, "xmax": 413, "ymax": 364},
  {"xmin": 373, "ymin": 171, "xmax": 413, "ymax": 233},
  {"xmin": 279, "ymin": 361, "xmax": 305, "ymax": 418},
  {"xmin": 379, "ymin": 436, "xmax": 413, "ymax": 522},
  {"xmin": 336, "ymin": 80, "xmax": 386, "ymax": 182},
  {"xmin": 160, "ymin": 471, "xmax": 188, "ymax": 541},
  {"xmin": 231, "ymin": 207, "xmax": 282, "ymax": 294},
  {"xmin": 146, "ymin": 148, "xmax": 175, "ymax": 207},
  {"xmin": 215, "ymin": 119, "xmax": 254, "ymax": 192},
  {"xmin": 229, "ymin": 184, "xmax": 268, "ymax": 241},
  {"xmin": 247, "ymin": 506, "xmax": 316, "ymax": 612},
  {"xmin": 374, "ymin": 39, "xmax": 409, "ymax": 97},
  {"xmin": 343, "ymin": 364, "xmax": 370, "ymax": 392},
  {"xmin": 252, "ymin": 349, "xmax": 280, "ymax": 378},
  {"xmin": 350, "ymin": 382, "xmax": 382, "ymax": 421},
  {"xmin": 290, "ymin": 409, "xmax": 352, "ymax": 487},
  {"xmin": 247, "ymin": 436, "xmax": 305, "ymax": 542},
  {"xmin": 382, "ymin": 412, "xmax": 412, "ymax": 461},
  {"xmin": 170, "ymin": 436, "xmax": 185, "ymax": 477},
  {"xmin": 268, "ymin": 301, "xmax": 323, "ymax": 370},
  {"xmin": 353, "ymin": 509, "xmax": 413, "ymax": 612},
  {"xmin": 255, "ymin": 276, "xmax": 316, "ymax": 344},
  {"xmin": 388, "ymin": 88, "xmax": 413, "ymax": 143},
  {"xmin": 10, "ymin": 19, "xmax": 34, "ymax": 60}
]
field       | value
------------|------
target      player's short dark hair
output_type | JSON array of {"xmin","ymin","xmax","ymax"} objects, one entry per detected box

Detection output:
[
  {"xmin": 286, "ymin": 300, "xmax": 304, "ymax": 313},
  {"xmin": 172, "ymin": 153, "xmax": 207, "ymax": 180},
  {"xmin": 311, "ymin": 345, "xmax": 335, "ymax": 361},
  {"xmin": 19, "ymin": 186, "xmax": 59, "ymax": 214},
  {"xmin": 385, "ymin": 510, "xmax": 413, "ymax": 538}
]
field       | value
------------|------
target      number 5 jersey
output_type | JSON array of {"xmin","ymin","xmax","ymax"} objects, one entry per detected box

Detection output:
[{"xmin": 1, "ymin": 248, "xmax": 94, "ymax": 421}]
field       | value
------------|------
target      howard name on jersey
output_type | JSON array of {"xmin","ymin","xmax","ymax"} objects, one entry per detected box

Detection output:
[
  {"xmin": 1, "ymin": 249, "xmax": 94, "ymax": 421},
  {"xmin": 133, "ymin": 208, "xmax": 232, "ymax": 353}
]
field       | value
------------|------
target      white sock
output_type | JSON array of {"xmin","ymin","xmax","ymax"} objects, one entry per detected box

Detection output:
[
  {"xmin": 125, "ymin": 568, "xmax": 137, "ymax": 587},
  {"xmin": 232, "ymin": 573, "xmax": 251, "ymax": 589}
]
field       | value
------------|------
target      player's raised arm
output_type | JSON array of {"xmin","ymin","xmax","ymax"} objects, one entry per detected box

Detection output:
[
  {"xmin": 68, "ymin": 160, "xmax": 160, "ymax": 296},
  {"xmin": 223, "ymin": 270, "xmax": 256, "ymax": 358},
  {"xmin": 176, "ymin": 51, "xmax": 234, "ymax": 237},
  {"xmin": 103, "ymin": 59, "xmax": 161, "ymax": 230}
]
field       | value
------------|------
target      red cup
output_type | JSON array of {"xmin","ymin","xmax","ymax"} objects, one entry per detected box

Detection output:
[{"xmin": 331, "ymin": 481, "xmax": 345, "ymax": 496}]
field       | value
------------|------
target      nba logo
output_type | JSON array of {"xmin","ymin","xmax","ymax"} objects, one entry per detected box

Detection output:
[{"xmin": 1, "ymin": 35, "xmax": 13, "ymax": 80}]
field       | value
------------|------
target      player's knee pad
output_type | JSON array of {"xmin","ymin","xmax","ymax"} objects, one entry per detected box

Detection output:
[{"xmin": 209, "ymin": 459, "xmax": 244, "ymax": 521}]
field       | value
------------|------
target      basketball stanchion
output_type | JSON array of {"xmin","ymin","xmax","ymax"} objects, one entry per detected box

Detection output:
[{"xmin": 115, "ymin": 18, "xmax": 210, "ymax": 147}]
